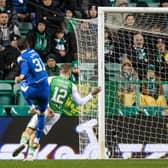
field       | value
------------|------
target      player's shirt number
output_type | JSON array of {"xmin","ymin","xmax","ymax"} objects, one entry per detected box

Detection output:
[
  {"xmin": 32, "ymin": 58, "xmax": 46, "ymax": 72},
  {"xmin": 51, "ymin": 87, "xmax": 68, "ymax": 104}
]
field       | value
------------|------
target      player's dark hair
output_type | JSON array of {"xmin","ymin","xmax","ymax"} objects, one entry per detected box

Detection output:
[{"xmin": 17, "ymin": 38, "xmax": 29, "ymax": 51}]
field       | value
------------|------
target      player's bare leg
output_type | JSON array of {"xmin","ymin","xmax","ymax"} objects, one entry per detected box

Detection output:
[
  {"xmin": 24, "ymin": 133, "xmax": 40, "ymax": 161},
  {"xmin": 12, "ymin": 128, "xmax": 35, "ymax": 157}
]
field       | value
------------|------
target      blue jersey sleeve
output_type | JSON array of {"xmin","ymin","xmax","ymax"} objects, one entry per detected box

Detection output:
[
  {"xmin": 20, "ymin": 61, "xmax": 29, "ymax": 75},
  {"xmin": 17, "ymin": 55, "xmax": 28, "ymax": 75}
]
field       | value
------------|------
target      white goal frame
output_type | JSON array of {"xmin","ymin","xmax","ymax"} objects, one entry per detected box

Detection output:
[{"xmin": 97, "ymin": 7, "xmax": 168, "ymax": 159}]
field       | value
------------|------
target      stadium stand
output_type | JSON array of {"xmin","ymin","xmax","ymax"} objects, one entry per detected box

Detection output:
[
  {"xmin": 10, "ymin": 105, "xmax": 30, "ymax": 116},
  {"xmin": 13, "ymin": 83, "xmax": 27, "ymax": 105},
  {"xmin": 0, "ymin": 106, "xmax": 7, "ymax": 116},
  {"xmin": 0, "ymin": 82, "xmax": 13, "ymax": 105},
  {"xmin": 105, "ymin": 63, "xmax": 121, "ymax": 79},
  {"xmin": 17, "ymin": 21, "xmax": 33, "ymax": 38}
]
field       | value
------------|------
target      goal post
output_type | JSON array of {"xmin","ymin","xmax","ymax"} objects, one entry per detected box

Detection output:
[
  {"xmin": 74, "ymin": 7, "xmax": 168, "ymax": 159},
  {"xmin": 97, "ymin": 7, "xmax": 168, "ymax": 159},
  {"xmin": 98, "ymin": 7, "xmax": 105, "ymax": 159}
]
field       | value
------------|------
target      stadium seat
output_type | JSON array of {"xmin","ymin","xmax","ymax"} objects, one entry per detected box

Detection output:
[
  {"xmin": 119, "ymin": 106, "xmax": 163, "ymax": 116},
  {"xmin": 105, "ymin": 63, "xmax": 121, "ymax": 80},
  {"xmin": 13, "ymin": 84, "xmax": 27, "ymax": 105},
  {"xmin": 10, "ymin": 106, "xmax": 30, "ymax": 116},
  {"xmin": 0, "ymin": 83, "xmax": 13, "ymax": 105},
  {"xmin": 80, "ymin": 63, "xmax": 95, "ymax": 81},
  {"xmin": 17, "ymin": 22, "xmax": 33, "ymax": 38},
  {"xmin": 0, "ymin": 106, "xmax": 6, "ymax": 116},
  {"xmin": 105, "ymin": 62, "xmax": 121, "ymax": 71}
]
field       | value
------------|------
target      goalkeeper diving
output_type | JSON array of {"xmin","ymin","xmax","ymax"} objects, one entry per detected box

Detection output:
[{"xmin": 12, "ymin": 63, "xmax": 101, "ymax": 160}]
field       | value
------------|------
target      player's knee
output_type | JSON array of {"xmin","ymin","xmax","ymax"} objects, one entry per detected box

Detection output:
[{"xmin": 25, "ymin": 127, "xmax": 35, "ymax": 136}]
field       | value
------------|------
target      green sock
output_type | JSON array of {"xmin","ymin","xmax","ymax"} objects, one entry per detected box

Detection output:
[
  {"xmin": 27, "ymin": 146, "xmax": 36, "ymax": 158},
  {"xmin": 20, "ymin": 136, "xmax": 29, "ymax": 144}
]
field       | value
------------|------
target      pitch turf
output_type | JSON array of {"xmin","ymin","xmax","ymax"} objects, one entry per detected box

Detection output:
[{"xmin": 0, "ymin": 159, "xmax": 167, "ymax": 168}]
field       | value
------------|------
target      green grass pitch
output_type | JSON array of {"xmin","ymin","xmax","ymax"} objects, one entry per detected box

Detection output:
[{"xmin": 0, "ymin": 159, "xmax": 167, "ymax": 168}]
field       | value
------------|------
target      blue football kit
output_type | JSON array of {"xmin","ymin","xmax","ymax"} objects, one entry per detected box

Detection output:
[{"xmin": 17, "ymin": 48, "xmax": 50, "ymax": 143}]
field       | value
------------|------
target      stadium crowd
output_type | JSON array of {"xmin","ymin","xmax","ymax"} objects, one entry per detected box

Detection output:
[
  {"xmin": 0, "ymin": 0, "xmax": 168, "ymax": 108},
  {"xmin": 0, "ymin": 0, "xmax": 163, "ymax": 79}
]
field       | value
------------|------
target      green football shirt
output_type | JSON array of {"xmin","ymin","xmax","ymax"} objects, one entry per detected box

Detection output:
[{"xmin": 49, "ymin": 76, "xmax": 73, "ymax": 114}]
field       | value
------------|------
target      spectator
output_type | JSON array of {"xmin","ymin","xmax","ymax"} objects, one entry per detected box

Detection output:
[
  {"xmin": 0, "ymin": 0, "xmax": 18, "ymax": 24},
  {"xmin": 154, "ymin": 37, "xmax": 168, "ymax": 80},
  {"xmin": 86, "ymin": 4, "xmax": 98, "ymax": 19},
  {"xmin": 64, "ymin": 8, "xmax": 77, "ymax": 33},
  {"xmin": 0, "ymin": 11, "xmax": 20, "ymax": 51},
  {"xmin": 140, "ymin": 64, "xmax": 167, "ymax": 107},
  {"xmin": 128, "ymin": 32, "xmax": 150, "ymax": 80},
  {"xmin": 124, "ymin": 14, "xmax": 135, "ymax": 28},
  {"xmin": 36, "ymin": 0, "xmax": 64, "ymax": 35},
  {"xmin": 155, "ymin": 38, "xmax": 168, "ymax": 63},
  {"xmin": 70, "ymin": 60, "xmax": 79, "ymax": 84},
  {"xmin": 116, "ymin": 62, "xmax": 138, "ymax": 106},
  {"xmin": 45, "ymin": 53, "xmax": 60, "ymax": 76},
  {"xmin": 2, "ymin": 45, "xmax": 19, "ymax": 80},
  {"xmin": 64, "ymin": 8, "xmax": 78, "ymax": 60},
  {"xmin": 51, "ymin": 26, "xmax": 74, "ymax": 63},
  {"xmin": 26, "ymin": 19, "xmax": 51, "ymax": 63},
  {"xmin": 10, "ymin": 0, "xmax": 31, "ymax": 22}
]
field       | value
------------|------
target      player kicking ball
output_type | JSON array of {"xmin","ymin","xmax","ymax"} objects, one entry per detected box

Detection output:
[
  {"xmin": 12, "ymin": 63, "xmax": 101, "ymax": 160},
  {"xmin": 12, "ymin": 107, "xmax": 60, "ymax": 160}
]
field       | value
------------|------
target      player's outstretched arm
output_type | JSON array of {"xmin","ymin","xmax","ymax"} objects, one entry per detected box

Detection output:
[{"xmin": 72, "ymin": 84, "xmax": 101, "ymax": 105}]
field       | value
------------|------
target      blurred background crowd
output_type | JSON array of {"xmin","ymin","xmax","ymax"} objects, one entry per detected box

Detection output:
[{"xmin": 0, "ymin": 0, "xmax": 165, "ymax": 81}]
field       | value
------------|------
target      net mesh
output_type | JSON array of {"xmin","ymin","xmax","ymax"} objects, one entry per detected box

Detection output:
[{"xmin": 73, "ymin": 9, "xmax": 168, "ymax": 159}]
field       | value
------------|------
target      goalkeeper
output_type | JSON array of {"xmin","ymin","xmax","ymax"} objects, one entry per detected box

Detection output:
[{"xmin": 12, "ymin": 63, "xmax": 101, "ymax": 160}]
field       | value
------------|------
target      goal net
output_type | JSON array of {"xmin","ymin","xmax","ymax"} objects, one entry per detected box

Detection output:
[{"xmin": 74, "ymin": 7, "xmax": 168, "ymax": 159}]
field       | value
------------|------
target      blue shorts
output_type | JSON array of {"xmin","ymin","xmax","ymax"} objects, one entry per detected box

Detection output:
[{"xmin": 20, "ymin": 79, "xmax": 50, "ymax": 112}]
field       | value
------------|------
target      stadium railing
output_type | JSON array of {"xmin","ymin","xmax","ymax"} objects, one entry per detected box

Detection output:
[{"xmin": 0, "ymin": 74, "xmax": 168, "ymax": 117}]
